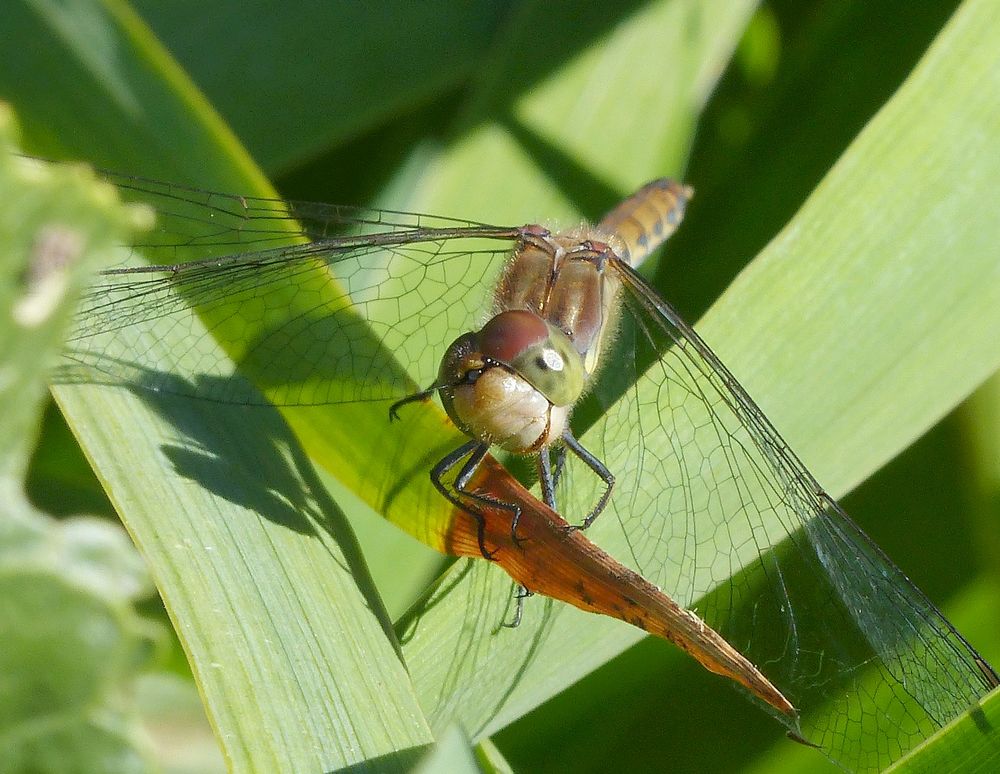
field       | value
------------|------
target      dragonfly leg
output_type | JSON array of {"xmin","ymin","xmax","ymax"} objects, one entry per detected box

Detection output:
[
  {"xmin": 550, "ymin": 444, "xmax": 568, "ymax": 491},
  {"xmin": 525, "ymin": 448, "xmax": 558, "ymax": 548},
  {"xmin": 431, "ymin": 440, "xmax": 522, "ymax": 561},
  {"xmin": 563, "ymin": 429, "xmax": 614, "ymax": 529},
  {"xmin": 388, "ymin": 385, "xmax": 437, "ymax": 421},
  {"xmin": 501, "ymin": 584, "xmax": 535, "ymax": 628},
  {"xmin": 431, "ymin": 440, "xmax": 493, "ymax": 559}
]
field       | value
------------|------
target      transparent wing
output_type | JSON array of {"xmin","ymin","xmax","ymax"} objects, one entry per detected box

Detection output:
[
  {"xmin": 60, "ymin": 169, "xmax": 520, "ymax": 406},
  {"xmin": 560, "ymin": 257, "xmax": 997, "ymax": 770}
]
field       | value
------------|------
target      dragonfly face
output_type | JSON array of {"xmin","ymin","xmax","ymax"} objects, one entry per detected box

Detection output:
[{"xmin": 436, "ymin": 309, "xmax": 580, "ymax": 453}]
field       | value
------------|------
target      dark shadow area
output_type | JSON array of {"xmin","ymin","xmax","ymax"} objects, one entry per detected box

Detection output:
[
  {"xmin": 142, "ymin": 371, "xmax": 336, "ymax": 536},
  {"xmin": 501, "ymin": 114, "xmax": 623, "ymax": 221},
  {"xmin": 26, "ymin": 398, "xmax": 116, "ymax": 518},
  {"xmin": 395, "ymin": 559, "xmax": 473, "ymax": 646},
  {"xmin": 495, "ymin": 633, "xmax": 784, "ymax": 773},
  {"xmin": 325, "ymin": 744, "xmax": 428, "ymax": 774},
  {"xmin": 277, "ymin": 89, "xmax": 470, "ymax": 208},
  {"xmin": 970, "ymin": 704, "xmax": 993, "ymax": 734},
  {"xmin": 133, "ymin": 0, "xmax": 516, "ymax": 175},
  {"xmin": 380, "ymin": 436, "xmax": 459, "ymax": 525},
  {"xmin": 659, "ymin": 0, "xmax": 963, "ymax": 323},
  {"xmin": 842, "ymin": 412, "xmax": 982, "ymax": 602}
]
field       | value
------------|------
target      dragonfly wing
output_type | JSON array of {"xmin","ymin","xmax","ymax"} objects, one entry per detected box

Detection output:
[
  {"xmin": 59, "ymin": 170, "xmax": 518, "ymax": 407},
  {"xmin": 562, "ymin": 258, "xmax": 996, "ymax": 768}
]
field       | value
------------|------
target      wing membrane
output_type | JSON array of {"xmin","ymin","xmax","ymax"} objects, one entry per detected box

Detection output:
[
  {"xmin": 566, "ymin": 258, "xmax": 997, "ymax": 768},
  {"xmin": 60, "ymin": 168, "xmax": 519, "ymax": 406},
  {"xmin": 98, "ymin": 167, "xmax": 496, "ymax": 255}
]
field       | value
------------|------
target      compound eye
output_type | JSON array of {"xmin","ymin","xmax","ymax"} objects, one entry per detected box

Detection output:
[
  {"xmin": 473, "ymin": 309, "xmax": 585, "ymax": 407},
  {"xmin": 478, "ymin": 310, "xmax": 550, "ymax": 364}
]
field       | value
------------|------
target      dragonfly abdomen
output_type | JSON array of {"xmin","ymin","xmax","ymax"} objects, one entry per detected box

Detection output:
[{"xmin": 597, "ymin": 178, "xmax": 693, "ymax": 268}]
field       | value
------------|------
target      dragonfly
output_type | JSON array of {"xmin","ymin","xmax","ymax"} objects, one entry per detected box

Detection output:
[{"xmin": 52, "ymin": 158, "xmax": 997, "ymax": 771}]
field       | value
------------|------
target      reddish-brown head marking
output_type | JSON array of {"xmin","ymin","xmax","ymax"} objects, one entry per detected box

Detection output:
[{"xmin": 479, "ymin": 310, "xmax": 550, "ymax": 365}]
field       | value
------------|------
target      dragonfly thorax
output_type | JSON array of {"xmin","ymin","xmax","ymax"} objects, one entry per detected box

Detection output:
[
  {"xmin": 437, "ymin": 310, "xmax": 582, "ymax": 453},
  {"xmin": 497, "ymin": 228, "xmax": 623, "ymax": 379}
]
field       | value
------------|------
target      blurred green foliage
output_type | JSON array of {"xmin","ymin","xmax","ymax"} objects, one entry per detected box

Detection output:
[{"xmin": 0, "ymin": 112, "xmax": 193, "ymax": 774}]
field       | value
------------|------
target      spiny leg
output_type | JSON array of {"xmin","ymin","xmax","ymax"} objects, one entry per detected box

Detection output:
[
  {"xmin": 388, "ymin": 385, "xmax": 437, "ymax": 421},
  {"xmin": 494, "ymin": 449, "xmax": 565, "ymax": 628},
  {"xmin": 502, "ymin": 584, "xmax": 535, "ymax": 629},
  {"xmin": 550, "ymin": 444, "xmax": 568, "ymax": 491},
  {"xmin": 430, "ymin": 440, "xmax": 492, "ymax": 559},
  {"xmin": 433, "ymin": 443, "xmax": 534, "ymax": 627},
  {"xmin": 431, "ymin": 439, "xmax": 523, "ymax": 561},
  {"xmin": 394, "ymin": 385, "xmax": 532, "ymax": 618},
  {"xmin": 563, "ymin": 429, "xmax": 615, "ymax": 530},
  {"xmin": 392, "ymin": 388, "xmax": 498, "ymax": 558},
  {"xmin": 538, "ymin": 447, "xmax": 557, "ymax": 512}
]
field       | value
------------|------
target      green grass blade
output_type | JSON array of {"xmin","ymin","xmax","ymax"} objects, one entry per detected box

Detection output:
[{"xmin": 888, "ymin": 687, "xmax": 1000, "ymax": 773}]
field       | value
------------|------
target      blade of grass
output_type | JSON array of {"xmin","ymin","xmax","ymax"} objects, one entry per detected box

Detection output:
[{"xmin": 888, "ymin": 687, "xmax": 1000, "ymax": 773}]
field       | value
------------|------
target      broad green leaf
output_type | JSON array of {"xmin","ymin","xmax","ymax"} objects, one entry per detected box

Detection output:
[{"xmin": 888, "ymin": 687, "xmax": 1000, "ymax": 773}]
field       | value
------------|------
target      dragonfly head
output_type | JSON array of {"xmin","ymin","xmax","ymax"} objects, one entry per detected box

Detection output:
[{"xmin": 437, "ymin": 310, "xmax": 584, "ymax": 452}]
